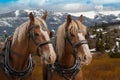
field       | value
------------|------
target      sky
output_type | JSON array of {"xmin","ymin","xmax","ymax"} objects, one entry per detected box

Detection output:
[{"xmin": 0, "ymin": 0, "xmax": 120, "ymax": 13}]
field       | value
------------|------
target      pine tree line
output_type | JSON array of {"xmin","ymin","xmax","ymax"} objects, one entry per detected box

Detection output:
[{"xmin": 89, "ymin": 23, "xmax": 120, "ymax": 58}]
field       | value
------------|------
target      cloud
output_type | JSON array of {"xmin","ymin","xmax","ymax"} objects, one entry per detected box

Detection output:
[
  {"xmin": 0, "ymin": 0, "xmax": 120, "ymax": 14},
  {"xmin": 63, "ymin": 3, "xmax": 81, "ymax": 11},
  {"xmin": 91, "ymin": 0, "xmax": 120, "ymax": 4},
  {"xmin": 17, "ymin": 0, "xmax": 47, "ymax": 6},
  {"xmin": 61, "ymin": 3, "xmax": 95, "ymax": 12},
  {"xmin": 95, "ymin": 5, "xmax": 104, "ymax": 11}
]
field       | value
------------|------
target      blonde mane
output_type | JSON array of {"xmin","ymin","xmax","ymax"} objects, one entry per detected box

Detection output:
[
  {"xmin": 12, "ymin": 17, "xmax": 48, "ymax": 46},
  {"xmin": 56, "ymin": 20, "xmax": 87, "ymax": 60}
]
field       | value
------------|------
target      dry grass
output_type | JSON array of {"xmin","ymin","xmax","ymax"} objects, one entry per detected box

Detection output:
[
  {"xmin": 32, "ymin": 53, "xmax": 120, "ymax": 80},
  {"xmin": 82, "ymin": 53, "xmax": 120, "ymax": 80},
  {"xmin": 32, "ymin": 56, "xmax": 43, "ymax": 80},
  {"xmin": 0, "ymin": 53, "xmax": 120, "ymax": 80}
]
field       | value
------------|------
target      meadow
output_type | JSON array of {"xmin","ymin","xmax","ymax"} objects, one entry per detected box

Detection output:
[
  {"xmin": 31, "ymin": 53, "xmax": 120, "ymax": 80},
  {"xmin": 83, "ymin": 53, "xmax": 120, "ymax": 80}
]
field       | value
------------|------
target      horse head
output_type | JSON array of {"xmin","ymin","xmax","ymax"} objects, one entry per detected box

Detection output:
[
  {"xmin": 65, "ymin": 14, "xmax": 92, "ymax": 65},
  {"xmin": 57, "ymin": 14, "xmax": 92, "ymax": 65},
  {"xmin": 28, "ymin": 12, "xmax": 56, "ymax": 64}
]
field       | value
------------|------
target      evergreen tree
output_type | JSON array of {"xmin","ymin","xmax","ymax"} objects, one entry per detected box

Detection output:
[
  {"xmin": 92, "ymin": 23, "xmax": 98, "ymax": 34},
  {"xmin": 105, "ymin": 33, "xmax": 111, "ymax": 50},
  {"xmin": 95, "ymin": 30, "xmax": 105, "ymax": 52},
  {"xmin": 101, "ymin": 22, "xmax": 107, "ymax": 31}
]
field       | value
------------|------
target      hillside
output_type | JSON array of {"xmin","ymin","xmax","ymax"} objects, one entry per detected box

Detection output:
[{"xmin": 0, "ymin": 9, "xmax": 120, "ymax": 35}]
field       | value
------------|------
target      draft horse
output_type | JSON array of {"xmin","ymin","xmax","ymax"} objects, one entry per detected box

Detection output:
[
  {"xmin": 0, "ymin": 12, "xmax": 56, "ymax": 80},
  {"xmin": 43, "ymin": 15, "xmax": 92, "ymax": 80}
]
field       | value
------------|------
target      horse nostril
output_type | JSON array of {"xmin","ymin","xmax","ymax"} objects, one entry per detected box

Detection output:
[
  {"xmin": 49, "ymin": 55, "xmax": 51, "ymax": 61},
  {"xmin": 82, "ymin": 55, "xmax": 86, "ymax": 61},
  {"xmin": 84, "ymin": 55, "xmax": 86, "ymax": 60}
]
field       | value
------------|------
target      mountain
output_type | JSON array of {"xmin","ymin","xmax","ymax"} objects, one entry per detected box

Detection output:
[{"xmin": 0, "ymin": 9, "xmax": 120, "ymax": 35}]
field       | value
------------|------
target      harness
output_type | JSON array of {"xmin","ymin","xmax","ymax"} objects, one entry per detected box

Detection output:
[
  {"xmin": 3, "ymin": 39, "xmax": 34, "ymax": 77},
  {"xmin": 50, "ymin": 22, "xmax": 88, "ymax": 80},
  {"xmin": 0, "ymin": 24, "xmax": 53, "ymax": 79}
]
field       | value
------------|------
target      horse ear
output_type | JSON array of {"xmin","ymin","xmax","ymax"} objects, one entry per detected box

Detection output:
[
  {"xmin": 79, "ymin": 14, "xmax": 83, "ymax": 22},
  {"xmin": 65, "ymin": 15, "xmax": 72, "ymax": 31},
  {"xmin": 67, "ymin": 15, "xmax": 72, "ymax": 24},
  {"xmin": 66, "ymin": 15, "xmax": 72, "ymax": 26},
  {"xmin": 29, "ymin": 12, "xmax": 34, "ymax": 25},
  {"xmin": 42, "ymin": 11, "xmax": 47, "ymax": 21}
]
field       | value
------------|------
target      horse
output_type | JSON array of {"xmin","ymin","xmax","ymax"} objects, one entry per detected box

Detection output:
[
  {"xmin": 0, "ymin": 12, "xmax": 56, "ymax": 80},
  {"xmin": 43, "ymin": 14, "xmax": 92, "ymax": 80}
]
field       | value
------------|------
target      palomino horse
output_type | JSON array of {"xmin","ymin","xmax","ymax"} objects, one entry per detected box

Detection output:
[
  {"xmin": 43, "ymin": 15, "xmax": 92, "ymax": 80},
  {"xmin": 0, "ymin": 12, "xmax": 56, "ymax": 80}
]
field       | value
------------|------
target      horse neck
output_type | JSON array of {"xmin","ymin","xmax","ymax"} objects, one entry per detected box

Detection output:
[
  {"xmin": 59, "ymin": 41, "xmax": 75, "ymax": 68},
  {"xmin": 10, "ymin": 36, "xmax": 30, "ymax": 71}
]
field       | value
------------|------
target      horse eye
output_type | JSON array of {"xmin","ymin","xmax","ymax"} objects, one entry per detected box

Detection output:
[
  {"xmin": 34, "ymin": 32, "xmax": 39, "ymax": 36},
  {"xmin": 71, "ymin": 33, "xmax": 75, "ymax": 37}
]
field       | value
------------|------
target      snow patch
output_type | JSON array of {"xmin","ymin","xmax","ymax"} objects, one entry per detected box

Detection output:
[
  {"xmin": 69, "ymin": 10, "xmax": 120, "ymax": 19},
  {"xmin": 54, "ymin": 12, "xmax": 64, "ymax": 16},
  {"xmin": 90, "ymin": 34, "xmax": 96, "ymax": 38},
  {"xmin": 105, "ymin": 50, "xmax": 110, "ymax": 53},
  {"xmin": 69, "ymin": 11, "xmax": 97, "ymax": 19},
  {"xmin": 15, "ymin": 10, "xmax": 19, "ymax": 17},
  {"xmin": 99, "ymin": 11, "xmax": 120, "ymax": 16},
  {"xmin": 90, "ymin": 48, "xmax": 96, "ymax": 52},
  {"xmin": 96, "ymin": 28, "xmax": 103, "ymax": 32},
  {"xmin": 24, "ymin": 9, "xmax": 45, "ymax": 16},
  {"xmin": 102, "ymin": 32, "xmax": 107, "ymax": 34},
  {"xmin": 116, "ymin": 38, "xmax": 120, "ymax": 41},
  {"xmin": 115, "ymin": 18, "xmax": 120, "ymax": 20},
  {"xmin": 0, "ymin": 21, "xmax": 12, "ymax": 27}
]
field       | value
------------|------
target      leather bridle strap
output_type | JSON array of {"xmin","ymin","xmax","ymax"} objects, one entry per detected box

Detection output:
[
  {"xmin": 37, "ymin": 40, "xmax": 52, "ymax": 47},
  {"xmin": 65, "ymin": 36, "xmax": 88, "ymax": 49},
  {"xmin": 65, "ymin": 21, "xmax": 88, "ymax": 49},
  {"xmin": 74, "ymin": 40, "xmax": 88, "ymax": 48},
  {"xmin": 28, "ymin": 25, "xmax": 53, "ymax": 47}
]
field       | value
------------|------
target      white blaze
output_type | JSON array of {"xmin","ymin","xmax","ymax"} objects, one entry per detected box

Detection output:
[
  {"xmin": 78, "ymin": 33, "xmax": 92, "ymax": 65},
  {"xmin": 40, "ymin": 28, "xmax": 56, "ymax": 63}
]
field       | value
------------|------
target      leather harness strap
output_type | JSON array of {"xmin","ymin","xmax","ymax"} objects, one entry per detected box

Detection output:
[{"xmin": 4, "ymin": 39, "xmax": 34, "ymax": 77}]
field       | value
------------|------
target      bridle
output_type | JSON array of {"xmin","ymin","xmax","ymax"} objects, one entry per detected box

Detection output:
[
  {"xmin": 51, "ymin": 21, "xmax": 88, "ymax": 80},
  {"xmin": 28, "ymin": 24, "xmax": 53, "ymax": 56},
  {"xmin": 65, "ymin": 21, "xmax": 88, "ymax": 59}
]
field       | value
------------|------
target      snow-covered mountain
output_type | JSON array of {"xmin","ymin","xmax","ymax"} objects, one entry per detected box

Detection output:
[{"xmin": 0, "ymin": 9, "xmax": 120, "ymax": 35}]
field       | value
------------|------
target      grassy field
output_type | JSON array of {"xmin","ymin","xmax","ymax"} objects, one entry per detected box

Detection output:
[
  {"xmin": 31, "ymin": 53, "xmax": 120, "ymax": 80},
  {"xmin": 82, "ymin": 53, "xmax": 120, "ymax": 80}
]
